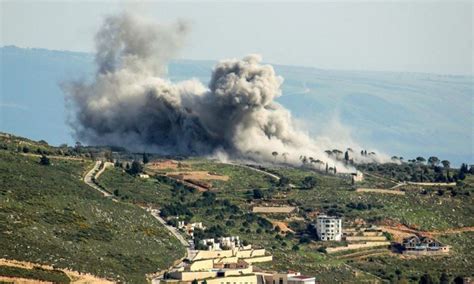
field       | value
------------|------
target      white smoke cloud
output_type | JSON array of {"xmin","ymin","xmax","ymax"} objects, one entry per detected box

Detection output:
[{"xmin": 64, "ymin": 12, "xmax": 390, "ymax": 173}]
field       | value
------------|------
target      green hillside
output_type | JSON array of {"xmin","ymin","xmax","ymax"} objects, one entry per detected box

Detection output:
[
  {"xmin": 1, "ymin": 133, "xmax": 473, "ymax": 283},
  {"xmin": 99, "ymin": 158, "xmax": 474, "ymax": 283},
  {"xmin": 0, "ymin": 140, "xmax": 185, "ymax": 283}
]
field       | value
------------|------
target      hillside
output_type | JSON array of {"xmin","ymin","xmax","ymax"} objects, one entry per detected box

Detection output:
[
  {"xmin": 0, "ymin": 134, "xmax": 185, "ymax": 283},
  {"xmin": 98, "ymin": 157, "xmax": 474, "ymax": 282},
  {"xmin": 1, "ymin": 46, "xmax": 472, "ymax": 165},
  {"xmin": 1, "ymin": 132, "xmax": 473, "ymax": 283}
]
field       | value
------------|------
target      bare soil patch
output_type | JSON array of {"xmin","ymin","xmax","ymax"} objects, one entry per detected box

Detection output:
[
  {"xmin": 270, "ymin": 221, "xmax": 295, "ymax": 233},
  {"xmin": 252, "ymin": 206, "xmax": 296, "ymax": 214},
  {"xmin": 166, "ymin": 171, "xmax": 229, "ymax": 181},
  {"xmin": 147, "ymin": 160, "xmax": 189, "ymax": 171}
]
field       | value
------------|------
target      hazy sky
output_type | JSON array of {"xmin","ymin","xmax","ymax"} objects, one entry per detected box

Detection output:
[{"xmin": 1, "ymin": 0, "xmax": 472, "ymax": 75}]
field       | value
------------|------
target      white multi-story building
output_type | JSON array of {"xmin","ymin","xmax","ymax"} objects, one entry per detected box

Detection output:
[{"xmin": 315, "ymin": 215, "xmax": 342, "ymax": 241}]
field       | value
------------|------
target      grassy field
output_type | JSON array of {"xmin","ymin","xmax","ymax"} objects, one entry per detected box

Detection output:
[
  {"xmin": 0, "ymin": 150, "xmax": 185, "ymax": 283},
  {"xmin": 99, "ymin": 167, "xmax": 175, "ymax": 206}
]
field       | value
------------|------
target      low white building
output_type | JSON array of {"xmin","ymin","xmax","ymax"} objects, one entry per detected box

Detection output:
[
  {"xmin": 316, "ymin": 215, "xmax": 342, "ymax": 241},
  {"xmin": 257, "ymin": 271, "xmax": 315, "ymax": 284}
]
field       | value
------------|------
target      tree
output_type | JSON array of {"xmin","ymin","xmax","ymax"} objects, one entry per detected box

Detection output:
[
  {"xmin": 332, "ymin": 149, "xmax": 343, "ymax": 158},
  {"xmin": 344, "ymin": 151, "xmax": 350, "ymax": 164},
  {"xmin": 416, "ymin": 157, "xmax": 426, "ymax": 164},
  {"xmin": 325, "ymin": 163, "xmax": 329, "ymax": 173},
  {"xmin": 282, "ymin": 152, "xmax": 289, "ymax": 163},
  {"xmin": 128, "ymin": 160, "xmax": 143, "ymax": 175},
  {"xmin": 253, "ymin": 189, "xmax": 264, "ymax": 199},
  {"xmin": 419, "ymin": 273, "xmax": 434, "ymax": 284},
  {"xmin": 453, "ymin": 276, "xmax": 464, "ymax": 284},
  {"xmin": 192, "ymin": 279, "xmax": 198, "ymax": 284},
  {"xmin": 333, "ymin": 166, "xmax": 337, "ymax": 174},
  {"xmin": 278, "ymin": 177, "xmax": 291, "ymax": 188},
  {"xmin": 441, "ymin": 160, "xmax": 450, "ymax": 169},
  {"xmin": 427, "ymin": 156, "xmax": 440, "ymax": 167},
  {"xmin": 39, "ymin": 155, "xmax": 50, "ymax": 166},
  {"xmin": 22, "ymin": 146, "xmax": 30, "ymax": 153},
  {"xmin": 439, "ymin": 272, "xmax": 450, "ymax": 284},
  {"xmin": 301, "ymin": 156, "xmax": 308, "ymax": 166},
  {"xmin": 302, "ymin": 176, "xmax": 317, "ymax": 189},
  {"xmin": 104, "ymin": 150, "xmax": 113, "ymax": 162},
  {"xmin": 272, "ymin": 151, "xmax": 278, "ymax": 162},
  {"xmin": 142, "ymin": 152, "xmax": 149, "ymax": 164}
]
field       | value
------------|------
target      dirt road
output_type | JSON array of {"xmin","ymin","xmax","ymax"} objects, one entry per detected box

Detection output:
[
  {"xmin": 83, "ymin": 161, "xmax": 113, "ymax": 197},
  {"xmin": 81, "ymin": 165, "xmax": 192, "ymax": 282}
]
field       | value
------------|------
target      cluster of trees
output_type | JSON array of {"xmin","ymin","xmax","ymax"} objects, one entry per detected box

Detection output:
[
  {"xmin": 411, "ymin": 272, "xmax": 465, "ymax": 284},
  {"xmin": 359, "ymin": 158, "xmax": 472, "ymax": 183},
  {"xmin": 160, "ymin": 203, "xmax": 193, "ymax": 220},
  {"xmin": 346, "ymin": 202, "xmax": 384, "ymax": 211},
  {"xmin": 115, "ymin": 160, "xmax": 144, "ymax": 175}
]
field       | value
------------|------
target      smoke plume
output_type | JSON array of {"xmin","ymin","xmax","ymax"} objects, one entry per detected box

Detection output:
[{"xmin": 64, "ymin": 13, "xmax": 389, "ymax": 172}]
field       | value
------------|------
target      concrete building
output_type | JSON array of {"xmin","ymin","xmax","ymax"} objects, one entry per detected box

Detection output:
[
  {"xmin": 161, "ymin": 247, "xmax": 273, "ymax": 284},
  {"xmin": 402, "ymin": 236, "xmax": 450, "ymax": 255},
  {"xmin": 200, "ymin": 236, "xmax": 241, "ymax": 250},
  {"xmin": 257, "ymin": 271, "xmax": 315, "ymax": 284},
  {"xmin": 315, "ymin": 215, "xmax": 342, "ymax": 241},
  {"xmin": 177, "ymin": 221, "xmax": 204, "ymax": 237}
]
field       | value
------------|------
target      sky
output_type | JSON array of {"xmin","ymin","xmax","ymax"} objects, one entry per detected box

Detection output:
[{"xmin": 0, "ymin": 0, "xmax": 473, "ymax": 75}]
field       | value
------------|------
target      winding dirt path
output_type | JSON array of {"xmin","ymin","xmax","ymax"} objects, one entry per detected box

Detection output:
[
  {"xmin": 83, "ymin": 161, "xmax": 113, "ymax": 197},
  {"xmin": 82, "ymin": 165, "xmax": 193, "ymax": 282}
]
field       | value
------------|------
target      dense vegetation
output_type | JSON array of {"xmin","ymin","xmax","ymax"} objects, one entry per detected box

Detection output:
[
  {"xmin": 0, "ymin": 144, "xmax": 184, "ymax": 283},
  {"xmin": 0, "ymin": 265, "xmax": 70, "ymax": 283}
]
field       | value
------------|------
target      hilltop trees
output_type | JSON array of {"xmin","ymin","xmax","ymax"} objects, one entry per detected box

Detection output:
[
  {"xmin": 416, "ymin": 157, "xmax": 426, "ymax": 164},
  {"xmin": 441, "ymin": 160, "xmax": 451, "ymax": 181},
  {"xmin": 272, "ymin": 151, "xmax": 278, "ymax": 162},
  {"xmin": 427, "ymin": 156, "xmax": 440, "ymax": 167},
  {"xmin": 344, "ymin": 151, "xmax": 350, "ymax": 164},
  {"xmin": 457, "ymin": 163, "xmax": 469, "ymax": 180},
  {"xmin": 142, "ymin": 152, "xmax": 149, "ymax": 164}
]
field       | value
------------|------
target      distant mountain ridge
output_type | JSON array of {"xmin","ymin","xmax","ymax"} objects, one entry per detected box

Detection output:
[{"xmin": 1, "ymin": 45, "xmax": 472, "ymax": 165}]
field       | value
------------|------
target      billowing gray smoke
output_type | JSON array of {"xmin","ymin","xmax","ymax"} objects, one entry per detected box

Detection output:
[{"xmin": 65, "ymin": 13, "xmax": 390, "ymax": 171}]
